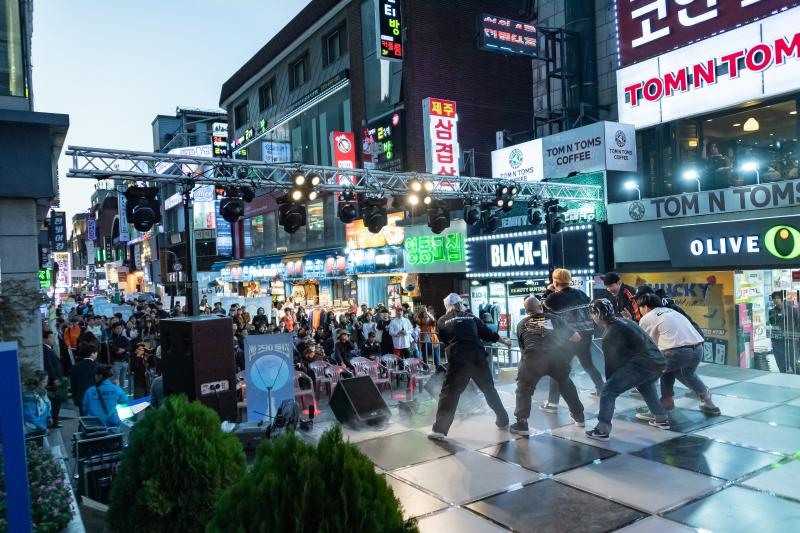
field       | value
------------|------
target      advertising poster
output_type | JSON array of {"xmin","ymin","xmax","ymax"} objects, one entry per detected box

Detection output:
[
  {"xmin": 345, "ymin": 211, "xmax": 404, "ymax": 249},
  {"xmin": 331, "ymin": 131, "xmax": 356, "ymax": 188},
  {"xmin": 244, "ymin": 333, "xmax": 294, "ymax": 422},
  {"xmin": 620, "ymin": 272, "xmax": 737, "ymax": 366}
]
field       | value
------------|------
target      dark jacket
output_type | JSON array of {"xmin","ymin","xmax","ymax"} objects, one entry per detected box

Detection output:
[
  {"xmin": 333, "ymin": 341, "xmax": 357, "ymax": 367},
  {"xmin": 361, "ymin": 341, "xmax": 382, "ymax": 358},
  {"xmin": 544, "ymin": 287, "xmax": 594, "ymax": 332},
  {"xmin": 517, "ymin": 312, "xmax": 575, "ymax": 355},
  {"xmin": 70, "ymin": 358, "xmax": 98, "ymax": 413},
  {"xmin": 108, "ymin": 333, "xmax": 130, "ymax": 363},
  {"xmin": 43, "ymin": 343, "xmax": 63, "ymax": 386},
  {"xmin": 601, "ymin": 317, "xmax": 666, "ymax": 378},
  {"xmin": 437, "ymin": 310, "xmax": 499, "ymax": 365},
  {"xmin": 252, "ymin": 314, "xmax": 269, "ymax": 329},
  {"xmin": 613, "ymin": 284, "xmax": 642, "ymax": 322}
]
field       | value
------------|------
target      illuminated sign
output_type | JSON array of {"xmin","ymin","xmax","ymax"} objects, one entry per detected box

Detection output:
[
  {"xmin": 49, "ymin": 211, "xmax": 67, "ymax": 252},
  {"xmin": 345, "ymin": 211, "xmax": 404, "ymax": 249},
  {"xmin": 38, "ymin": 269, "xmax": 51, "ymax": 289},
  {"xmin": 346, "ymin": 246, "xmax": 404, "ymax": 274},
  {"xmin": 617, "ymin": 8, "xmax": 800, "ymax": 128},
  {"xmin": 87, "ymin": 218, "xmax": 97, "ymax": 241},
  {"xmin": 405, "ymin": 233, "xmax": 464, "ymax": 266},
  {"xmin": 331, "ymin": 131, "xmax": 357, "ymax": 188},
  {"xmin": 615, "ymin": 0, "xmax": 796, "ymax": 67},
  {"xmin": 53, "ymin": 252, "xmax": 71, "ymax": 290},
  {"xmin": 363, "ymin": 112, "xmax": 404, "ymax": 172},
  {"xmin": 212, "ymin": 122, "xmax": 228, "ymax": 157},
  {"xmin": 607, "ymin": 177, "xmax": 800, "ymax": 225},
  {"xmin": 479, "ymin": 14, "xmax": 538, "ymax": 58},
  {"xmin": 377, "ymin": 0, "xmax": 403, "ymax": 61},
  {"xmin": 663, "ymin": 216, "xmax": 800, "ymax": 267},
  {"xmin": 422, "ymin": 97, "xmax": 460, "ymax": 178}
]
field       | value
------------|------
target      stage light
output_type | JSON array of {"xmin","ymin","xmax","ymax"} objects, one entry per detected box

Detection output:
[
  {"xmin": 124, "ymin": 187, "xmax": 160, "ymax": 232},
  {"xmin": 423, "ymin": 180, "xmax": 434, "ymax": 192},
  {"xmin": 241, "ymin": 186, "xmax": 255, "ymax": 202},
  {"xmin": 409, "ymin": 179, "xmax": 423, "ymax": 192},
  {"xmin": 527, "ymin": 203, "xmax": 543, "ymax": 225},
  {"xmin": 308, "ymin": 190, "xmax": 319, "ymax": 201},
  {"xmin": 278, "ymin": 196, "xmax": 307, "ymax": 233},
  {"xmin": 220, "ymin": 197, "xmax": 245, "ymax": 223},
  {"xmin": 423, "ymin": 195, "xmax": 433, "ymax": 205},
  {"xmin": 236, "ymin": 167, "xmax": 249, "ymax": 180},
  {"xmin": 292, "ymin": 172, "xmax": 306, "ymax": 186},
  {"xmin": 427, "ymin": 201, "xmax": 451, "ymax": 234},
  {"xmin": 481, "ymin": 208, "xmax": 502, "ymax": 233},
  {"xmin": 290, "ymin": 188, "xmax": 304, "ymax": 202},
  {"xmin": 307, "ymin": 173, "xmax": 322, "ymax": 187},
  {"xmin": 337, "ymin": 190, "xmax": 359, "ymax": 223},
  {"xmin": 361, "ymin": 198, "xmax": 388, "ymax": 234},
  {"xmin": 408, "ymin": 194, "xmax": 420, "ymax": 206},
  {"xmin": 463, "ymin": 203, "xmax": 481, "ymax": 225},
  {"xmin": 510, "ymin": 186, "xmax": 519, "ymax": 195}
]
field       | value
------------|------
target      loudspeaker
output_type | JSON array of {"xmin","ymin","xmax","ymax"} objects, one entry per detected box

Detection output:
[
  {"xmin": 329, "ymin": 375, "xmax": 391, "ymax": 426},
  {"xmin": 160, "ymin": 316, "xmax": 237, "ymax": 421}
]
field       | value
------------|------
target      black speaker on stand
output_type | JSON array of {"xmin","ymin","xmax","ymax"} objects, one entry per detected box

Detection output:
[{"xmin": 329, "ymin": 375, "xmax": 391, "ymax": 426}]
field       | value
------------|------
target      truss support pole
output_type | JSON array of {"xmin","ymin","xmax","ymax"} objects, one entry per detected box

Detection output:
[{"xmin": 182, "ymin": 189, "xmax": 199, "ymax": 316}]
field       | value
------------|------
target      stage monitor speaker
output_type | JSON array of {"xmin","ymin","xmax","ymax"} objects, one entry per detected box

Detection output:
[
  {"xmin": 329, "ymin": 375, "xmax": 391, "ymax": 426},
  {"xmin": 160, "ymin": 316, "xmax": 237, "ymax": 421}
]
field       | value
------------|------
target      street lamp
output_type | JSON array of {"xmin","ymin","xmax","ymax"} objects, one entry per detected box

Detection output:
[
  {"xmin": 740, "ymin": 161, "xmax": 760, "ymax": 184},
  {"xmin": 683, "ymin": 169, "xmax": 701, "ymax": 192},
  {"xmin": 624, "ymin": 180, "xmax": 641, "ymax": 200}
]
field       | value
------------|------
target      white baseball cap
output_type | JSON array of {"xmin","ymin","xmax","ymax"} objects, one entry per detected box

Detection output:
[{"xmin": 443, "ymin": 293, "xmax": 462, "ymax": 306}]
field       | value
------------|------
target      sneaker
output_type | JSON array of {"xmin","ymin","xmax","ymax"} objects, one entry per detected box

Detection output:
[
  {"xmin": 496, "ymin": 418, "xmax": 510, "ymax": 430},
  {"xmin": 634, "ymin": 408, "xmax": 656, "ymax": 422},
  {"xmin": 585, "ymin": 428, "xmax": 610, "ymax": 441},
  {"xmin": 648, "ymin": 419, "xmax": 671, "ymax": 430},
  {"xmin": 570, "ymin": 414, "xmax": 586, "ymax": 427},
  {"xmin": 510, "ymin": 420, "xmax": 530, "ymax": 435},
  {"xmin": 699, "ymin": 402, "xmax": 721, "ymax": 416},
  {"xmin": 539, "ymin": 402, "xmax": 559, "ymax": 413},
  {"xmin": 427, "ymin": 431, "xmax": 447, "ymax": 441}
]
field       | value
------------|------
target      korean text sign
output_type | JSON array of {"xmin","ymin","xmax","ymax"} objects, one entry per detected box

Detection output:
[
  {"xmin": 331, "ymin": 131, "xmax": 357, "ymax": 188},
  {"xmin": 377, "ymin": 0, "xmax": 403, "ymax": 61},
  {"xmin": 422, "ymin": 97, "xmax": 460, "ymax": 177},
  {"xmin": 244, "ymin": 333, "xmax": 294, "ymax": 422},
  {"xmin": 479, "ymin": 14, "xmax": 538, "ymax": 58}
]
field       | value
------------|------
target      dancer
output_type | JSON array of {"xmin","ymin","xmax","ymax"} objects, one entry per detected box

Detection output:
[
  {"xmin": 603, "ymin": 272, "xmax": 641, "ymax": 322},
  {"xmin": 585, "ymin": 299, "xmax": 669, "ymax": 441},
  {"xmin": 541, "ymin": 268, "xmax": 604, "ymax": 414},
  {"xmin": 511, "ymin": 296, "xmax": 585, "ymax": 436},
  {"xmin": 429, "ymin": 294, "xmax": 512, "ymax": 441}
]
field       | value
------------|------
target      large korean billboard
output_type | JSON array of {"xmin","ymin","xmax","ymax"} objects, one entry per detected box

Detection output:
[{"xmin": 422, "ymin": 97, "xmax": 460, "ymax": 177}]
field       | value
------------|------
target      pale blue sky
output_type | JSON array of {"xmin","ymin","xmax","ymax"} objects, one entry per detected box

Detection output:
[{"xmin": 33, "ymin": 0, "xmax": 311, "ymax": 221}]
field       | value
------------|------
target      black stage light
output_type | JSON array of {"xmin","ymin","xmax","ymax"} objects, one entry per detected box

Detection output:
[
  {"xmin": 481, "ymin": 207, "xmax": 502, "ymax": 234},
  {"xmin": 463, "ymin": 203, "xmax": 481, "ymax": 225},
  {"xmin": 427, "ymin": 201, "xmax": 451, "ymax": 234},
  {"xmin": 527, "ymin": 202, "xmax": 543, "ymax": 225},
  {"xmin": 361, "ymin": 198, "xmax": 388, "ymax": 234},
  {"xmin": 547, "ymin": 210, "xmax": 564, "ymax": 234},
  {"xmin": 241, "ymin": 186, "xmax": 255, "ymax": 202},
  {"xmin": 337, "ymin": 191, "xmax": 359, "ymax": 223},
  {"xmin": 278, "ymin": 196, "xmax": 307, "ymax": 233},
  {"xmin": 220, "ymin": 197, "xmax": 245, "ymax": 223},
  {"xmin": 236, "ymin": 167, "xmax": 249, "ymax": 180},
  {"xmin": 124, "ymin": 187, "xmax": 160, "ymax": 232}
]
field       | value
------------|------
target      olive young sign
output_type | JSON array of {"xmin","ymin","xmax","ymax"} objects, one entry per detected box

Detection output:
[
  {"xmin": 491, "ymin": 121, "xmax": 636, "ymax": 181},
  {"xmin": 608, "ymin": 178, "xmax": 800, "ymax": 225},
  {"xmin": 663, "ymin": 216, "xmax": 800, "ymax": 268},
  {"xmin": 617, "ymin": 7, "xmax": 800, "ymax": 129}
]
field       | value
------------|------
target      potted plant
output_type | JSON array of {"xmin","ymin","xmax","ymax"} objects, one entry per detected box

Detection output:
[
  {"xmin": 209, "ymin": 425, "xmax": 418, "ymax": 533},
  {"xmin": 107, "ymin": 395, "xmax": 246, "ymax": 533}
]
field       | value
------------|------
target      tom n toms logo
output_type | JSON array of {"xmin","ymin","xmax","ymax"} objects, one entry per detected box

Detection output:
[
  {"xmin": 689, "ymin": 224, "xmax": 800, "ymax": 260},
  {"xmin": 614, "ymin": 130, "xmax": 627, "ymax": 147},
  {"xmin": 509, "ymin": 148, "xmax": 523, "ymax": 169}
]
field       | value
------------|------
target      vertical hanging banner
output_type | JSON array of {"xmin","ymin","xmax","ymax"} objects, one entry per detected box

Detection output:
[
  {"xmin": 331, "ymin": 131, "xmax": 357, "ymax": 188},
  {"xmin": 49, "ymin": 211, "xmax": 67, "ymax": 252},
  {"xmin": 376, "ymin": 0, "xmax": 403, "ymax": 61},
  {"xmin": 53, "ymin": 252, "xmax": 71, "ymax": 292},
  {"xmin": 87, "ymin": 218, "xmax": 97, "ymax": 241},
  {"xmin": 116, "ymin": 185, "xmax": 130, "ymax": 242},
  {"xmin": 212, "ymin": 122, "xmax": 229, "ymax": 157},
  {"xmin": 244, "ymin": 333, "xmax": 295, "ymax": 422},
  {"xmin": 422, "ymin": 98, "xmax": 460, "ymax": 190}
]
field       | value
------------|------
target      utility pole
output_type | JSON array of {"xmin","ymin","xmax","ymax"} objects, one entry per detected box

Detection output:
[{"xmin": 181, "ymin": 187, "xmax": 199, "ymax": 316}]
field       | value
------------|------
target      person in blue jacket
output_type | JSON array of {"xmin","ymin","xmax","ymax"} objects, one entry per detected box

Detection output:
[{"xmin": 83, "ymin": 365, "xmax": 128, "ymax": 427}]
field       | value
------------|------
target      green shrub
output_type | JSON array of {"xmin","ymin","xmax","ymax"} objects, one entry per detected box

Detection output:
[
  {"xmin": 0, "ymin": 442, "xmax": 74, "ymax": 533},
  {"xmin": 108, "ymin": 395, "xmax": 246, "ymax": 533},
  {"xmin": 209, "ymin": 425, "xmax": 417, "ymax": 533}
]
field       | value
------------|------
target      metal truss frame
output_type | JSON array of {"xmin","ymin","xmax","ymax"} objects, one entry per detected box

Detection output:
[{"xmin": 66, "ymin": 145, "xmax": 604, "ymax": 203}]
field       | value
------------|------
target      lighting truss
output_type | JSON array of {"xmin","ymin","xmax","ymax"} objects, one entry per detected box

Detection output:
[{"xmin": 65, "ymin": 145, "xmax": 603, "ymax": 203}]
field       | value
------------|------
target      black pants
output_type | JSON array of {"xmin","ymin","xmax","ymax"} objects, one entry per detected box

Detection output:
[
  {"xmin": 516, "ymin": 351, "xmax": 585, "ymax": 421},
  {"xmin": 548, "ymin": 333, "xmax": 604, "ymax": 404},
  {"xmin": 48, "ymin": 391, "xmax": 62, "ymax": 425},
  {"xmin": 432, "ymin": 358, "xmax": 508, "ymax": 435},
  {"xmin": 773, "ymin": 337, "xmax": 788, "ymax": 373}
]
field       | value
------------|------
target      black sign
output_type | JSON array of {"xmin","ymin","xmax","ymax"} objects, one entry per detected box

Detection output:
[
  {"xmin": 377, "ymin": 0, "xmax": 403, "ymax": 61},
  {"xmin": 49, "ymin": 211, "xmax": 67, "ymax": 252},
  {"xmin": 466, "ymin": 226, "xmax": 595, "ymax": 278},
  {"xmin": 38, "ymin": 245, "xmax": 51, "ymax": 269},
  {"xmin": 479, "ymin": 14, "xmax": 538, "ymax": 58},
  {"xmin": 507, "ymin": 280, "xmax": 548, "ymax": 296},
  {"xmin": 663, "ymin": 215, "xmax": 800, "ymax": 269},
  {"xmin": 362, "ymin": 112, "xmax": 405, "ymax": 172}
]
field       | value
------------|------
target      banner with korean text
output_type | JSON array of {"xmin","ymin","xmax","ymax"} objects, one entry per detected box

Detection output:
[{"xmin": 244, "ymin": 333, "xmax": 294, "ymax": 422}]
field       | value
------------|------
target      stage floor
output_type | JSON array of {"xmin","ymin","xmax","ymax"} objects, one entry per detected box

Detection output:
[{"xmin": 301, "ymin": 363, "xmax": 800, "ymax": 533}]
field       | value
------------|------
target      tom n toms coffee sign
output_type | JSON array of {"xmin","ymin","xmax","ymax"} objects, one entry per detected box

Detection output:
[
  {"xmin": 491, "ymin": 121, "xmax": 636, "ymax": 181},
  {"xmin": 663, "ymin": 216, "xmax": 800, "ymax": 268},
  {"xmin": 608, "ymin": 178, "xmax": 800, "ymax": 225}
]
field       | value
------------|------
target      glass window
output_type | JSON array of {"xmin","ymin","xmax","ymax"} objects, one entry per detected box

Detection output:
[
  {"xmin": 234, "ymin": 101, "xmax": 248, "ymax": 130},
  {"xmin": 258, "ymin": 80, "xmax": 275, "ymax": 112},
  {"xmin": 289, "ymin": 54, "xmax": 308, "ymax": 91},
  {"xmin": 0, "ymin": 0, "xmax": 25, "ymax": 97},
  {"xmin": 306, "ymin": 200, "xmax": 324, "ymax": 248},
  {"xmin": 324, "ymin": 26, "xmax": 348, "ymax": 65}
]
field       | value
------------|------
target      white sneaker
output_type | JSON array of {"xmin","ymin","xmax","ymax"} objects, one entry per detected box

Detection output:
[
  {"xmin": 539, "ymin": 402, "xmax": 559, "ymax": 413},
  {"xmin": 570, "ymin": 414, "xmax": 586, "ymax": 427},
  {"xmin": 427, "ymin": 431, "xmax": 447, "ymax": 441}
]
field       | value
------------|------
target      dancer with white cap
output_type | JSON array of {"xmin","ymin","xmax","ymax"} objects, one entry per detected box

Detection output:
[{"xmin": 428, "ymin": 293, "xmax": 512, "ymax": 441}]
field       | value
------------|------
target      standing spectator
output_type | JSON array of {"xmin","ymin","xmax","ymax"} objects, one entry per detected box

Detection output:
[
  {"xmin": 271, "ymin": 302, "xmax": 283, "ymax": 326},
  {"xmin": 42, "ymin": 331, "xmax": 64, "ymax": 428},
  {"xmin": 124, "ymin": 318, "xmax": 139, "ymax": 341},
  {"xmin": 361, "ymin": 313, "xmax": 377, "ymax": 345},
  {"xmin": 768, "ymin": 290, "xmax": 798, "ymax": 373},
  {"xmin": 63, "ymin": 317, "xmax": 82, "ymax": 367},
  {"xmin": 282, "ymin": 308, "xmax": 295, "ymax": 333},
  {"xmin": 542, "ymin": 268, "xmax": 605, "ymax": 412},
  {"xmin": 71, "ymin": 340, "xmax": 99, "ymax": 416},
  {"xmin": 388, "ymin": 307, "xmax": 414, "ymax": 358},
  {"xmin": 108, "ymin": 323, "xmax": 131, "ymax": 391},
  {"xmin": 415, "ymin": 306, "xmax": 441, "ymax": 369},
  {"xmin": 130, "ymin": 343, "xmax": 155, "ymax": 399},
  {"xmin": 585, "ymin": 299, "xmax": 669, "ymax": 441},
  {"xmin": 140, "ymin": 318, "xmax": 159, "ymax": 352},
  {"xmin": 603, "ymin": 272, "xmax": 642, "ymax": 322}
]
